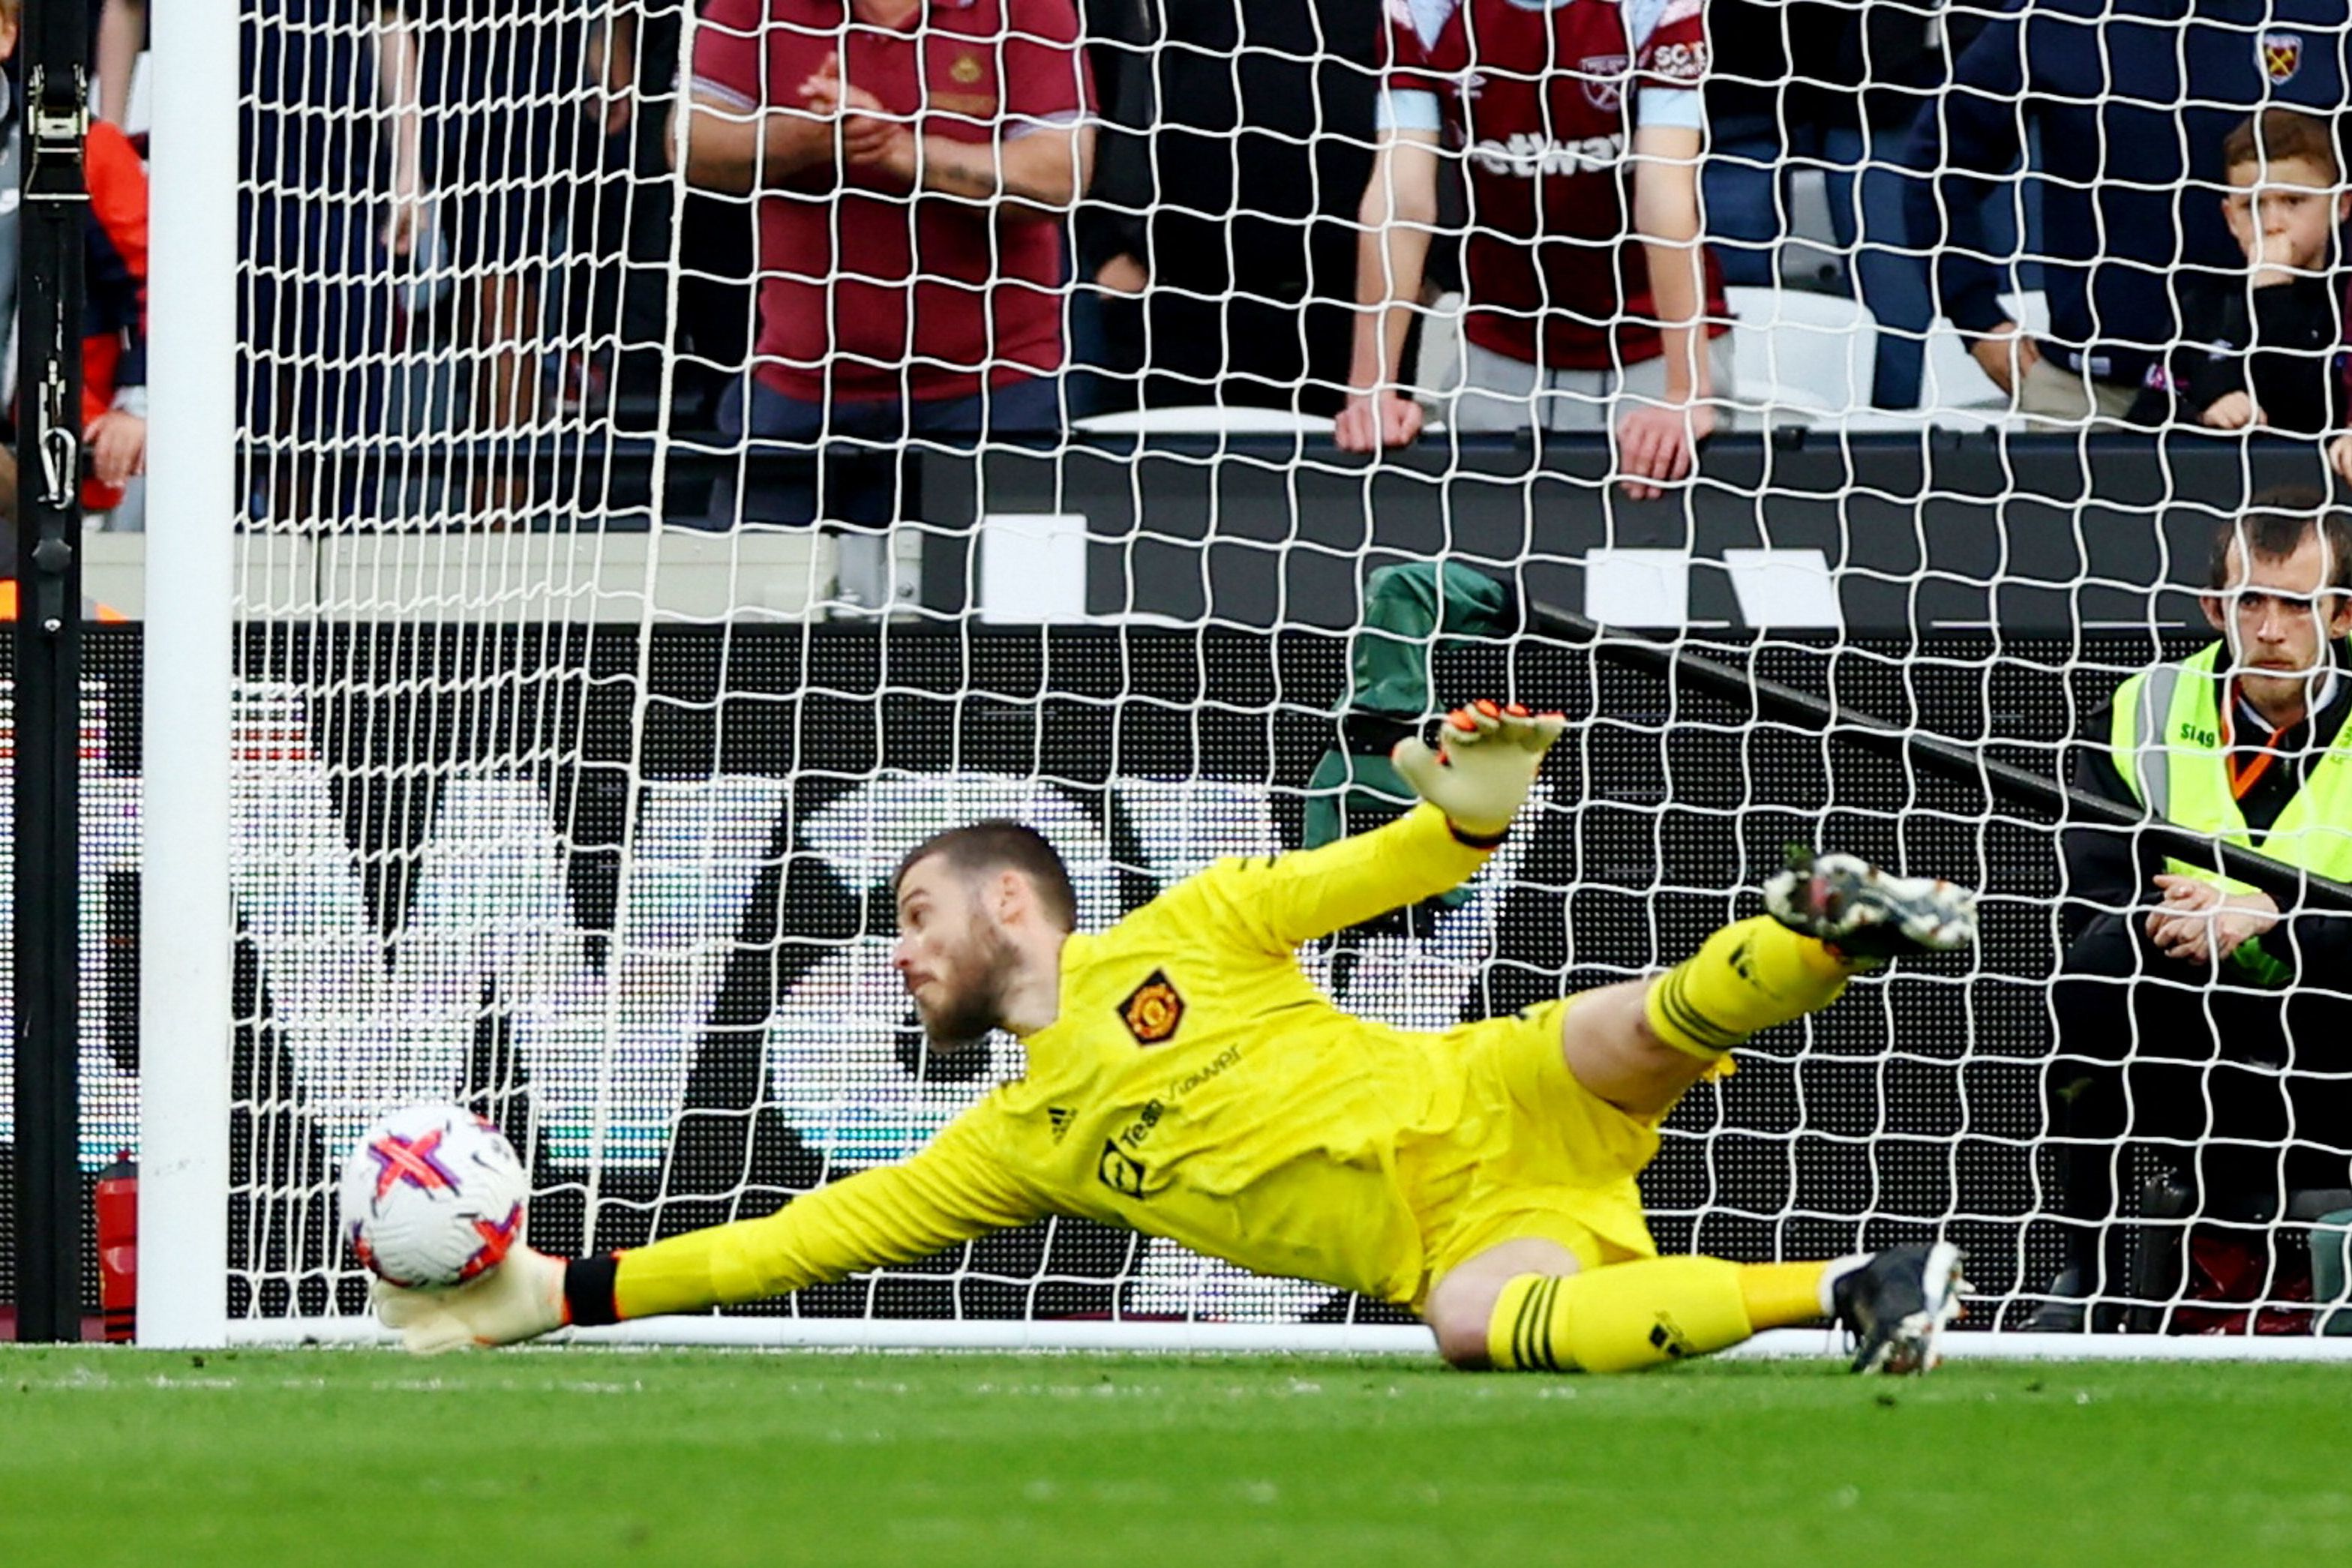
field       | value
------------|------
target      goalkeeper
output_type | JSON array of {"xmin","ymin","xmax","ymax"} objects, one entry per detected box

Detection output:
[{"xmin": 380, "ymin": 703, "xmax": 1977, "ymax": 1373}]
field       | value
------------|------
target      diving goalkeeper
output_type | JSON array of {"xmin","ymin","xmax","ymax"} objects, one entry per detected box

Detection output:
[{"xmin": 378, "ymin": 702, "xmax": 1978, "ymax": 1373}]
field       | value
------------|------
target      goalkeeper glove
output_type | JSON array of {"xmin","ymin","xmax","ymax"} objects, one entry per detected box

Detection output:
[
  {"xmin": 373, "ymin": 1245, "xmax": 568, "ymax": 1354},
  {"xmin": 1390, "ymin": 699, "xmax": 1564, "ymax": 841}
]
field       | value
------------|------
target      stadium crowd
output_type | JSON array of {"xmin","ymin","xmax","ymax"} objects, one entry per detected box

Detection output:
[
  {"xmin": 8, "ymin": 2, "xmax": 2346, "ymax": 528},
  {"xmin": 210, "ymin": 0, "xmax": 2352, "ymax": 539}
]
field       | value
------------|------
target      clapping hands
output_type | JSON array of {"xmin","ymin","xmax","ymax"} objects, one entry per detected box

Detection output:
[{"xmin": 802, "ymin": 52, "xmax": 914, "ymax": 183}]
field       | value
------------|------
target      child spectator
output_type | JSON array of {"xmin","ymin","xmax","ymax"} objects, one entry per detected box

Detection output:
[
  {"xmin": 1906, "ymin": 0, "xmax": 2349, "ymax": 427},
  {"xmin": 2132, "ymin": 109, "xmax": 2348, "ymax": 436}
]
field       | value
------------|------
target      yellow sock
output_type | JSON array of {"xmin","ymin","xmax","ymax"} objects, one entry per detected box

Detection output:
[
  {"xmin": 1737, "ymin": 1261, "xmax": 1834, "ymax": 1330},
  {"xmin": 1643, "ymin": 916, "xmax": 1852, "ymax": 1062},
  {"xmin": 1486, "ymin": 1257, "xmax": 1757, "ymax": 1372}
]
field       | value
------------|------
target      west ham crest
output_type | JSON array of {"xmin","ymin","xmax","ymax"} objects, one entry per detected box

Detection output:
[
  {"xmin": 2262, "ymin": 31, "xmax": 2302, "ymax": 85},
  {"xmin": 1580, "ymin": 52, "xmax": 1631, "ymax": 113}
]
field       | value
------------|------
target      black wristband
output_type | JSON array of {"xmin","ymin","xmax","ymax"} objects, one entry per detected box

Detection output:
[
  {"xmin": 563, "ymin": 1254, "xmax": 621, "ymax": 1327},
  {"xmin": 1448, "ymin": 820, "xmax": 1509, "ymax": 850}
]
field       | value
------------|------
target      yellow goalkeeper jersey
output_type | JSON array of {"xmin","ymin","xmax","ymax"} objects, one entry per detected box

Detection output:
[{"xmin": 616, "ymin": 803, "xmax": 1545, "ymax": 1320}]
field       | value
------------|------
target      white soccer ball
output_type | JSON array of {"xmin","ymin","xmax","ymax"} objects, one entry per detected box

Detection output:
[{"xmin": 339, "ymin": 1103, "xmax": 529, "ymax": 1289}]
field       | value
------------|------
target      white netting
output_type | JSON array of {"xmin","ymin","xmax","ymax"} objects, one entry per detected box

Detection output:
[{"xmin": 67, "ymin": 0, "xmax": 2351, "ymax": 1343}]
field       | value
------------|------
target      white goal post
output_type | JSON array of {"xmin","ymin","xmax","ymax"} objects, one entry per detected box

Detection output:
[
  {"xmin": 138, "ymin": 0, "xmax": 238, "ymax": 1351},
  {"xmin": 88, "ymin": 0, "xmax": 2352, "ymax": 1360}
]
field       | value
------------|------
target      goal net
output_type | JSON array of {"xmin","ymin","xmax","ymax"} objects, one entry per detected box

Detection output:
[{"xmin": 18, "ymin": 1, "xmax": 2352, "ymax": 1352}]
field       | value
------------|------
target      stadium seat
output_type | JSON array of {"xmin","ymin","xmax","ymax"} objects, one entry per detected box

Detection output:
[
  {"xmin": 1724, "ymin": 285, "xmax": 1877, "ymax": 424},
  {"xmin": 1413, "ymin": 287, "xmax": 1893, "ymax": 432},
  {"xmin": 1918, "ymin": 289, "xmax": 2053, "ymax": 413}
]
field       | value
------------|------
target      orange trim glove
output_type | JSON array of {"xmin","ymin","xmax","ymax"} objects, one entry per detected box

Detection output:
[
  {"xmin": 374, "ymin": 1245, "xmax": 568, "ymax": 1354},
  {"xmin": 1390, "ymin": 699, "xmax": 1564, "ymax": 841}
]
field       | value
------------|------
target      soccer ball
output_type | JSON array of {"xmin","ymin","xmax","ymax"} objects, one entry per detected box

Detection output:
[{"xmin": 339, "ymin": 1104, "xmax": 529, "ymax": 1289}]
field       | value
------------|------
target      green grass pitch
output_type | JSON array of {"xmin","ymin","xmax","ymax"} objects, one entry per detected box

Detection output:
[{"xmin": 5, "ymin": 1347, "xmax": 2350, "ymax": 1566}]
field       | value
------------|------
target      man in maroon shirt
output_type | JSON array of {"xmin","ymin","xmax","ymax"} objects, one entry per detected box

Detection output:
[
  {"xmin": 677, "ymin": 0, "xmax": 1093, "ymax": 596},
  {"xmin": 1337, "ymin": 0, "xmax": 1731, "ymax": 500}
]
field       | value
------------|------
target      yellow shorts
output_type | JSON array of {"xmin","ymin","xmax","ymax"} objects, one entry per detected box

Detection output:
[{"xmin": 1400, "ymin": 996, "xmax": 1666, "ymax": 1306}]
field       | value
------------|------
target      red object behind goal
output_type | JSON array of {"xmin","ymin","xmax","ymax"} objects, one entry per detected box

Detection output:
[{"xmin": 95, "ymin": 1155, "xmax": 137, "ymax": 1344}]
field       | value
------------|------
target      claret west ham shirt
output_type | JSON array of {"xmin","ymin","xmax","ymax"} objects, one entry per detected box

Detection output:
[
  {"xmin": 1382, "ymin": 0, "xmax": 1729, "ymax": 372},
  {"xmin": 692, "ymin": 0, "xmax": 1093, "ymax": 403}
]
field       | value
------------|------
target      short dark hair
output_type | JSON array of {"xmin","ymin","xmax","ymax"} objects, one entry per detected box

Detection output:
[
  {"xmin": 2222, "ymin": 107, "xmax": 2341, "ymax": 182},
  {"xmin": 2207, "ymin": 486, "xmax": 2352, "ymax": 592},
  {"xmin": 893, "ymin": 819, "xmax": 1078, "ymax": 931}
]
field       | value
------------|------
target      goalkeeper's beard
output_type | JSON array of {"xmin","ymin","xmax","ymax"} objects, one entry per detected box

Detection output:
[{"xmin": 912, "ymin": 919, "xmax": 1019, "ymax": 1051}]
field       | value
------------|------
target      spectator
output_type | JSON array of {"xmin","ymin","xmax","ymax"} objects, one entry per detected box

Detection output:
[
  {"xmin": 242, "ymin": 0, "xmax": 406, "ymax": 524},
  {"xmin": 407, "ymin": 1, "xmax": 632, "ymax": 526},
  {"xmin": 1340, "ymin": 0, "xmax": 1730, "ymax": 501},
  {"xmin": 618, "ymin": 3, "xmax": 758, "ymax": 436},
  {"xmin": 1065, "ymin": 0, "xmax": 1154, "ymax": 417},
  {"xmin": 563, "ymin": 4, "xmax": 642, "ymax": 415},
  {"xmin": 1700, "ymin": 1, "xmax": 1952, "ymax": 409},
  {"xmin": 676, "ymin": 0, "xmax": 1094, "ymax": 605},
  {"xmin": 0, "ymin": 0, "xmax": 148, "ymax": 523},
  {"xmin": 2037, "ymin": 490, "xmax": 2352, "ymax": 1330},
  {"xmin": 1072, "ymin": 0, "xmax": 1379, "ymax": 420},
  {"xmin": 1905, "ymin": 0, "xmax": 2350, "ymax": 426},
  {"xmin": 2131, "ymin": 109, "xmax": 2348, "ymax": 436},
  {"xmin": 79, "ymin": 121, "xmax": 148, "ymax": 522},
  {"xmin": 94, "ymin": 0, "xmax": 144, "ymax": 129}
]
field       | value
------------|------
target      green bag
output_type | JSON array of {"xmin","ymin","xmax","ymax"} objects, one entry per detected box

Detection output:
[{"xmin": 1302, "ymin": 562, "xmax": 1515, "ymax": 907}]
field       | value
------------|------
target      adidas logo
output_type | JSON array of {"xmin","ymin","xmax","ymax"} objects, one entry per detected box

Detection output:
[{"xmin": 1048, "ymin": 1107, "xmax": 1074, "ymax": 1142}]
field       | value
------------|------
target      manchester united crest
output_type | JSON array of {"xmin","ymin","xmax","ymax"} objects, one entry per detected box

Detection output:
[
  {"xmin": 2262, "ymin": 31, "xmax": 2302, "ymax": 84},
  {"xmin": 1119, "ymin": 970, "xmax": 1184, "ymax": 1045}
]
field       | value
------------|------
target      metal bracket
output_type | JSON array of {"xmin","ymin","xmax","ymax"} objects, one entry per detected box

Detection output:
[{"xmin": 24, "ymin": 66, "xmax": 90, "ymax": 206}]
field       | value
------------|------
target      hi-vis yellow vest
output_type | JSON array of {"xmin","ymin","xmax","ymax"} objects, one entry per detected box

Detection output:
[{"xmin": 2109, "ymin": 641, "xmax": 2352, "ymax": 985}]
